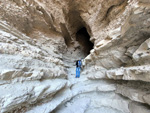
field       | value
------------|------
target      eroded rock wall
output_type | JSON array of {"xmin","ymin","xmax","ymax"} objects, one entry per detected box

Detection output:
[{"xmin": 0, "ymin": 0, "xmax": 150, "ymax": 113}]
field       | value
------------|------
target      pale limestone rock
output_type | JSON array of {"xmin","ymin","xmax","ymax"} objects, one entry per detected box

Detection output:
[
  {"xmin": 27, "ymin": 89, "xmax": 72, "ymax": 113},
  {"xmin": 0, "ymin": 79, "xmax": 67, "ymax": 112},
  {"xmin": 105, "ymin": 65, "xmax": 150, "ymax": 82},
  {"xmin": 133, "ymin": 38, "xmax": 150, "ymax": 64},
  {"xmin": 143, "ymin": 94, "xmax": 150, "ymax": 106},
  {"xmin": 0, "ymin": 0, "xmax": 150, "ymax": 113},
  {"xmin": 125, "ymin": 46, "xmax": 138, "ymax": 57},
  {"xmin": 129, "ymin": 102, "xmax": 150, "ymax": 113}
]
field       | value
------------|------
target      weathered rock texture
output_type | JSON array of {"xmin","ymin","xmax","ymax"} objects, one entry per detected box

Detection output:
[{"xmin": 0, "ymin": 0, "xmax": 150, "ymax": 113}]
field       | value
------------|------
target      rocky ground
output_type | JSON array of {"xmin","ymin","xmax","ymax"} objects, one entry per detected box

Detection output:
[{"xmin": 0, "ymin": 0, "xmax": 150, "ymax": 113}]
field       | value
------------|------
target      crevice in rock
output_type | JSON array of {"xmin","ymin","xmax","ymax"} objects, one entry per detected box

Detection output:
[
  {"xmin": 60, "ymin": 23, "xmax": 73, "ymax": 47},
  {"xmin": 76, "ymin": 27, "xmax": 94, "ymax": 56},
  {"xmin": 36, "ymin": 5, "xmax": 56, "ymax": 31},
  {"xmin": 101, "ymin": 0, "xmax": 128, "ymax": 24}
]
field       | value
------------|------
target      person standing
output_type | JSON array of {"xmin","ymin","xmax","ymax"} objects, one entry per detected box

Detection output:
[{"xmin": 76, "ymin": 60, "xmax": 82, "ymax": 78}]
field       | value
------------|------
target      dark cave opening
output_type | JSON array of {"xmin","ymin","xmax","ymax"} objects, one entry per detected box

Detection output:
[{"xmin": 76, "ymin": 27, "xmax": 94, "ymax": 56}]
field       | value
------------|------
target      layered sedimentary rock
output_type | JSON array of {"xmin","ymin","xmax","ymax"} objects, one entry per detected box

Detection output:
[{"xmin": 0, "ymin": 0, "xmax": 150, "ymax": 113}]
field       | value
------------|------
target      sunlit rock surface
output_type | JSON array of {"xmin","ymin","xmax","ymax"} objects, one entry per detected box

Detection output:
[{"xmin": 0, "ymin": 0, "xmax": 150, "ymax": 113}]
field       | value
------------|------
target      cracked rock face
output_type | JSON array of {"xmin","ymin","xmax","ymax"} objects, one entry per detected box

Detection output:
[{"xmin": 0, "ymin": 0, "xmax": 150, "ymax": 113}]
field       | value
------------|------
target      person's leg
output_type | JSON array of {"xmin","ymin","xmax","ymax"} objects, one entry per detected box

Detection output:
[
  {"xmin": 78, "ymin": 67, "xmax": 80, "ymax": 78},
  {"xmin": 76, "ymin": 67, "xmax": 78, "ymax": 78},
  {"xmin": 77, "ymin": 67, "xmax": 79, "ymax": 78}
]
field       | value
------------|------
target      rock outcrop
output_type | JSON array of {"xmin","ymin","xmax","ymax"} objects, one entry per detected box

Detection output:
[{"xmin": 0, "ymin": 0, "xmax": 150, "ymax": 113}]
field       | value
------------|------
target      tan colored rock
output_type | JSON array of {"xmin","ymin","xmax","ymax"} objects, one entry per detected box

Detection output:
[{"xmin": 0, "ymin": 0, "xmax": 150, "ymax": 113}]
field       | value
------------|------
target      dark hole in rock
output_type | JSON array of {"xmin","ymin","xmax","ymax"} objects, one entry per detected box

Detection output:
[{"xmin": 76, "ymin": 27, "xmax": 94, "ymax": 55}]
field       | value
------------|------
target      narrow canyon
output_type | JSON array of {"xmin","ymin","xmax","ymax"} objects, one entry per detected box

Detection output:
[{"xmin": 0, "ymin": 0, "xmax": 150, "ymax": 113}]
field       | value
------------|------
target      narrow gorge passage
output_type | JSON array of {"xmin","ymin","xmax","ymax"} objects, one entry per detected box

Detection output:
[
  {"xmin": 76, "ymin": 27, "xmax": 94, "ymax": 56},
  {"xmin": 1, "ymin": 0, "xmax": 150, "ymax": 113},
  {"xmin": 54, "ymin": 27, "xmax": 97, "ymax": 112},
  {"xmin": 62, "ymin": 27, "xmax": 94, "ymax": 84}
]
